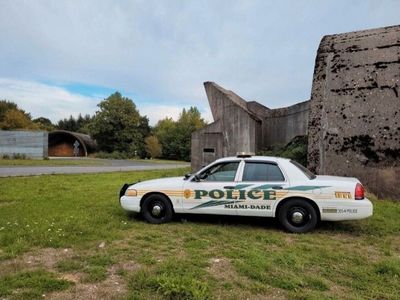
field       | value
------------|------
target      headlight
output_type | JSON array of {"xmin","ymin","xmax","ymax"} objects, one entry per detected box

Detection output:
[{"xmin": 125, "ymin": 189, "xmax": 138, "ymax": 196}]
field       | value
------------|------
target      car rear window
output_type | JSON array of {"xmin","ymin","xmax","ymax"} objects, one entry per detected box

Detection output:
[
  {"xmin": 290, "ymin": 160, "xmax": 316, "ymax": 179},
  {"xmin": 242, "ymin": 162, "xmax": 285, "ymax": 182}
]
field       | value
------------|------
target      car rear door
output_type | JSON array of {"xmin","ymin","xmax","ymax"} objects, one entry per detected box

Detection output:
[{"xmin": 235, "ymin": 160, "xmax": 289, "ymax": 217}]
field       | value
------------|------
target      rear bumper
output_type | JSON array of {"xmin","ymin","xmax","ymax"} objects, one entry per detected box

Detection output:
[{"xmin": 320, "ymin": 198, "xmax": 373, "ymax": 221}]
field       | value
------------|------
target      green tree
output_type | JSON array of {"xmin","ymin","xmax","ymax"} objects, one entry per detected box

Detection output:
[
  {"xmin": 33, "ymin": 117, "xmax": 54, "ymax": 131},
  {"xmin": 154, "ymin": 107, "xmax": 206, "ymax": 161},
  {"xmin": 154, "ymin": 117, "xmax": 178, "ymax": 159},
  {"xmin": 0, "ymin": 100, "xmax": 18, "ymax": 122},
  {"xmin": 144, "ymin": 135, "xmax": 162, "ymax": 158},
  {"xmin": 136, "ymin": 116, "xmax": 151, "ymax": 157},
  {"xmin": 56, "ymin": 115, "xmax": 79, "ymax": 132},
  {"xmin": 0, "ymin": 100, "xmax": 31, "ymax": 124},
  {"xmin": 0, "ymin": 109, "xmax": 38, "ymax": 130},
  {"xmin": 56, "ymin": 114, "xmax": 93, "ymax": 133},
  {"xmin": 176, "ymin": 107, "xmax": 207, "ymax": 161},
  {"xmin": 76, "ymin": 114, "xmax": 94, "ymax": 134},
  {"xmin": 89, "ymin": 92, "xmax": 146, "ymax": 155}
]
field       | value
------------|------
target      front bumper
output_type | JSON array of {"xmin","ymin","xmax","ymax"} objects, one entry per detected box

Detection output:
[
  {"xmin": 120, "ymin": 195, "xmax": 141, "ymax": 213},
  {"xmin": 119, "ymin": 182, "xmax": 139, "ymax": 211}
]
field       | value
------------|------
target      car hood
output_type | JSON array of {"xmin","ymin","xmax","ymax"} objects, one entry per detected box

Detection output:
[{"xmin": 130, "ymin": 176, "xmax": 185, "ymax": 190}]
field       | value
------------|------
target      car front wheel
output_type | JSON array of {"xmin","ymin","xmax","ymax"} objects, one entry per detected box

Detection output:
[
  {"xmin": 278, "ymin": 199, "xmax": 318, "ymax": 233},
  {"xmin": 141, "ymin": 194, "xmax": 173, "ymax": 224}
]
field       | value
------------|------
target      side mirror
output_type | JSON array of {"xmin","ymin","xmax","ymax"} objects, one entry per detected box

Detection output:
[{"xmin": 184, "ymin": 173, "xmax": 192, "ymax": 180}]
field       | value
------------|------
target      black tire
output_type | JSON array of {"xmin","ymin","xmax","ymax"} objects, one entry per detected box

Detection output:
[
  {"xmin": 278, "ymin": 199, "xmax": 318, "ymax": 233},
  {"xmin": 141, "ymin": 194, "xmax": 173, "ymax": 224}
]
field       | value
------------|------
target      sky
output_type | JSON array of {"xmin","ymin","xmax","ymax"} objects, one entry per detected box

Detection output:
[{"xmin": 0, "ymin": 0, "xmax": 399, "ymax": 125}]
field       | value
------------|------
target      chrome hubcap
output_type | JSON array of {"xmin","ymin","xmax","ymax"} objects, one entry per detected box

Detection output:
[
  {"xmin": 151, "ymin": 205, "xmax": 162, "ymax": 216},
  {"xmin": 291, "ymin": 211, "xmax": 304, "ymax": 224}
]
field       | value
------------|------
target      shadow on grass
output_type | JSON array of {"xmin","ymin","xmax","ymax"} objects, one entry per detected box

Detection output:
[
  {"xmin": 178, "ymin": 213, "xmax": 278, "ymax": 229},
  {"xmin": 128, "ymin": 212, "xmax": 281, "ymax": 231},
  {"xmin": 126, "ymin": 211, "xmax": 372, "ymax": 236}
]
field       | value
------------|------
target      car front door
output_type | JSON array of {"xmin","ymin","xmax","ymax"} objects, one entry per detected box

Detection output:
[
  {"xmin": 235, "ymin": 161, "xmax": 289, "ymax": 217},
  {"xmin": 182, "ymin": 160, "xmax": 242, "ymax": 215}
]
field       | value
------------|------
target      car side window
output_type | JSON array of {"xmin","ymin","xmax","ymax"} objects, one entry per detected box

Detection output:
[
  {"xmin": 242, "ymin": 162, "xmax": 285, "ymax": 181},
  {"xmin": 199, "ymin": 162, "xmax": 239, "ymax": 182}
]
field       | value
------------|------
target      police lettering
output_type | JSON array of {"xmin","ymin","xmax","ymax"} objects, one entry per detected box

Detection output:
[{"xmin": 194, "ymin": 189, "xmax": 276, "ymax": 200}]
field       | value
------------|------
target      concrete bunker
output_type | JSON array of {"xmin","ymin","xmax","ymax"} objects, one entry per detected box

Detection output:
[
  {"xmin": 192, "ymin": 24, "xmax": 400, "ymax": 199},
  {"xmin": 191, "ymin": 82, "xmax": 309, "ymax": 171},
  {"xmin": 48, "ymin": 130, "xmax": 96, "ymax": 157}
]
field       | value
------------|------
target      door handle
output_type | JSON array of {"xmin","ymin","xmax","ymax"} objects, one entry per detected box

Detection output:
[
  {"xmin": 272, "ymin": 186, "xmax": 283, "ymax": 190},
  {"xmin": 224, "ymin": 186, "xmax": 235, "ymax": 189}
]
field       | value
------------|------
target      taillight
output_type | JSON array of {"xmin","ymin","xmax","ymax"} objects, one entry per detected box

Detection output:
[{"xmin": 355, "ymin": 183, "xmax": 365, "ymax": 200}]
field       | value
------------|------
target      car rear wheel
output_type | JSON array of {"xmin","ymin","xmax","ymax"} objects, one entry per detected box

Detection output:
[
  {"xmin": 141, "ymin": 194, "xmax": 173, "ymax": 224},
  {"xmin": 278, "ymin": 199, "xmax": 318, "ymax": 233}
]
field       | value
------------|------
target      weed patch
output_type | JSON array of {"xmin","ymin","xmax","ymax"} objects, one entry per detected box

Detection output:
[
  {"xmin": 0, "ymin": 270, "xmax": 72, "ymax": 299},
  {"xmin": 128, "ymin": 258, "xmax": 211, "ymax": 299}
]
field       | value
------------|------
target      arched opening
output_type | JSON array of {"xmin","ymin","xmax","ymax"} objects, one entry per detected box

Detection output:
[{"xmin": 48, "ymin": 130, "xmax": 96, "ymax": 157}]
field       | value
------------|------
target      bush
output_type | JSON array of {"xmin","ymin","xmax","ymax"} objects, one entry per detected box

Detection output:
[
  {"xmin": 1, "ymin": 153, "xmax": 27, "ymax": 160},
  {"xmin": 257, "ymin": 135, "xmax": 308, "ymax": 166},
  {"xmin": 12, "ymin": 153, "xmax": 27, "ymax": 160},
  {"xmin": 95, "ymin": 151, "xmax": 131, "ymax": 160},
  {"xmin": 95, "ymin": 147, "xmax": 148, "ymax": 160}
]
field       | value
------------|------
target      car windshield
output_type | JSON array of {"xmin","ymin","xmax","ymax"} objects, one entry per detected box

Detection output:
[{"xmin": 290, "ymin": 160, "xmax": 316, "ymax": 180}]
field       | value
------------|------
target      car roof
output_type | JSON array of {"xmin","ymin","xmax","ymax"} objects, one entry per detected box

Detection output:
[{"xmin": 214, "ymin": 156, "xmax": 291, "ymax": 163}]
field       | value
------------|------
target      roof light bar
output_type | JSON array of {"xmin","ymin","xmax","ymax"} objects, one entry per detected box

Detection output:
[{"xmin": 236, "ymin": 152, "xmax": 254, "ymax": 158}]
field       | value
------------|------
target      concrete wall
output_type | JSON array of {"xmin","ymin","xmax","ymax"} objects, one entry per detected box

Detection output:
[
  {"xmin": 191, "ymin": 83, "xmax": 262, "ymax": 171},
  {"xmin": 261, "ymin": 101, "xmax": 310, "ymax": 147},
  {"xmin": 0, "ymin": 130, "xmax": 48, "ymax": 159},
  {"xmin": 191, "ymin": 82, "xmax": 308, "ymax": 171},
  {"xmin": 308, "ymin": 25, "xmax": 400, "ymax": 199},
  {"xmin": 191, "ymin": 121, "xmax": 223, "ymax": 171},
  {"xmin": 204, "ymin": 82, "xmax": 261, "ymax": 157}
]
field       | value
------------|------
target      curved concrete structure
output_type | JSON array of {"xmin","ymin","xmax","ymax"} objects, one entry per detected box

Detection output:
[
  {"xmin": 48, "ymin": 130, "xmax": 97, "ymax": 157},
  {"xmin": 191, "ymin": 82, "xmax": 309, "ymax": 171}
]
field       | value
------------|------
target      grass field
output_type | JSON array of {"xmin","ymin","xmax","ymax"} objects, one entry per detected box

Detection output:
[{"xmin": 0, "ymin": 169, "xmax": 399, "ymax": 299}]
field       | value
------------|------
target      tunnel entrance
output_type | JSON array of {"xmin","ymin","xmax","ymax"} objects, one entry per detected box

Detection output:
[{"xmin": 48, "ymin": 130, "xmax": 96, "ymax": 157}]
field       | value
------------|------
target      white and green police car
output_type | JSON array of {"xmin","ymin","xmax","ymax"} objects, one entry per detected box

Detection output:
[{"xmin": 119, "ymin": 154, "xmax": 373, "ymax": 233}]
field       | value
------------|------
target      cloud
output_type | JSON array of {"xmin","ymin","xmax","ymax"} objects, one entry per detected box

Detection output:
[
  {"xmin": 0, "ymin": 78, "xmax": 99, "ymax": 122},
  {"xmin": 139, "ymin": 105, "xmax": 182, "ymax": 125},
  {"xmin": 0, "ymin": 0, "xmax": 399, "ymax": 115},
  {"xmin": 0, "ymin": 78, "xmax": 214, "ymax": 126}
]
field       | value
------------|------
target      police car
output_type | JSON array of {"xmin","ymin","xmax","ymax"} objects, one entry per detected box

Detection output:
[{"xmin": 119, "ymin": 154, "xmax": 373, "ymax": 233}]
